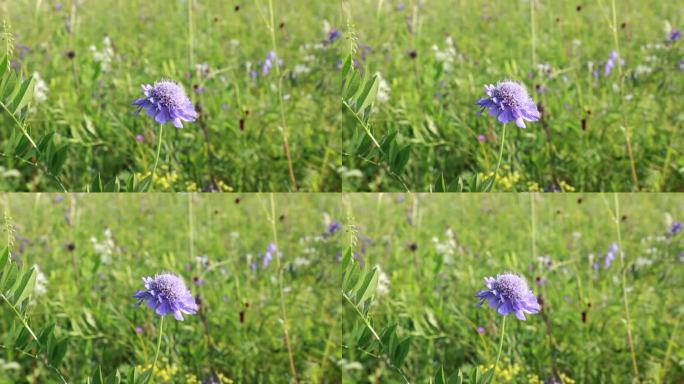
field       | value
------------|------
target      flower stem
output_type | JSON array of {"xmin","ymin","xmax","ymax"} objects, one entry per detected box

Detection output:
[
  {"xmin": 493, "ymin": 315, "xmax": 507, "ymax": 381},
  {"xmin": 491, "ymin": 123, "xmax": 508, "ymax": 190},
  {"xmin": 613, "ymin": 194, "xmax": 641, "ymax": 383},
  {"xmin": 151, "ymin": 315, "xmax": 164, "ymax": 381},
  {"xmin": 268, "ymin": 194, "xmax": 299, "ymax": 382},
  {"xmin": 152, "ymin": 124, "xmax": 164, "ymax": 183}
]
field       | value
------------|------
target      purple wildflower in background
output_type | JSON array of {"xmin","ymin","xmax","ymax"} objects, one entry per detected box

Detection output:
[
  {"xmin": 135, "ymin": 326, "xmax": 144, "ymax": 334},
  {"xmin": 476, "ymin": 81, "xmax": 540, "ymax": 128},
  {"xmin": 261, "ymin": 51, "xmax": 282, "ymax": 76},
  {"xmin": 477, "ymin": 134, "xmax": 486, "ymax": 143},
  {"xmin": 135, "ymin": 134, "xmax": 144, "ymax": 143},
  {"xmin": 325, "ymin": 221, "xmax": 341, "ymax": 236},
  {"xmin": 670, "ymin": 29, "xmax": 681, "ymax": 42},
  {"xmin": 669, "ymin": 221, "xmax": 682, "ymax": 236},
  {"xmin": 604, "ymin": 243, "xmax": 618, "ymax": 268},
  {"xmin": 477, "ymin": 326, "xmax": 486, "ymax": 334},
  {"xmin": 604, "ymin": 51, "xmax": 624, "ymax": 76},
  {"xmin": 326, "ymin": 28, "xmax": 341, "ymax": 44},
  {"xmin": 133, "ymin": 80, "xmax": 198, "ymax": 128},
  {"xmin": 262, "ymin": 242, "xmax": 281, "ymax": 269},
  {"xmin": 476, "ymin": 273, "xmax": 540, "ymax": 320},
  {"xmin": 134, "ymin": 273, "xmax": 198, "ymax": 321}
]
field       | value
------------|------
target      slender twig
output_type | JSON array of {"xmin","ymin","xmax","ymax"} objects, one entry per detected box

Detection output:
[
  {"xmin": 151, "ymin": 124, "xmax": 164, "ymax": 189},
  {"xmin": 530, "ymin": 0, "xmax": 536, "ymax": 68},
  {"xmin": 151, "ymin": 315, "xmax": 164, "ymax": 382},
  {"xmin": 612, "ymin": 194, "xmax": 641, "ymax": 383},
  {"xmin": 491, "ymin": 123, "xmax": 508, "ymax": 190},
  {"xmin": 265, "ymin": 0, "xmax": 298, "ymax": 191},
  {"xmin": 492, "ymin": 315, "xmax": 507, "ymax": 382},
  {"xmin": 268, "ymin": 194, "xmax": 299, "ymax": 382}
]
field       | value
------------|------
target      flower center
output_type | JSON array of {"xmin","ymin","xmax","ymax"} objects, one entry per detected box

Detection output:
[
  {"xmin": 150, "ymin": 81, "xmax": 187, "ymax": 109},
  {"xmin": 492, "ymin": 81, "xmax": 528, "ymax": 109},
  {"xmin": 150, "ymin": 274, "xmax": 186, "ymax": 301},
  {"xmin": 492, "ymin": 274, "xmax": 529, "ymax": 301}
]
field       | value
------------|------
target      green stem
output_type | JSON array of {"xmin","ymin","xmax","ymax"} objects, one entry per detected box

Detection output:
[
  {"xmin": 530, "ymin": 0, "xmax": 536, "ymax": 68},
  {"xmin": 151, "ymin": 315, "xmax": 164, "ymax": 381},
  {"xmin": 152, "ymin": 124, "xmax": 164, "ymax": 181},
  {"xmin": 492, "ymin": 123, "xmax": 508, "ymax": 190},
  {"xmin": 268, "ymin": 194, "xmax": 298, "ymax": 382},
  {"xmin": 493, "ymin": 315, "xmax": 507, "ymax": 381},
  {"xmin": 613, "ymin": 194, "xmax": 641, "ymax": 383},
  {"xmin": 266, "ymin": 0, "xmax": 298, "ymax": 191}
]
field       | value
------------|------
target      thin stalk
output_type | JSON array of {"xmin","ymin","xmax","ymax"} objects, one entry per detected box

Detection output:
[
  {"xmin": 612, "ymin": 194, "xmax": 641, "ymax": 383},
  {"xmin": 151, "ymin": 315, "xmax": 165, "ymax": 381},
  {"xmin": 491, "ymin": 123, "xmax": 508, "ymax": 190},
  {"xmin": 603, "ymin": 0, "xmax": 639, "ymax": 190},
  {"xmin": 492, "ymin": 315, "xmax": 507, "ymax": 381},
  {"xmin": 187, "ymin": 0, "xmax": 194, "ymax": 68},
  {"xmin": 530, "ymin": 0, "xmax": 536, "ymax": 68},
  {"xmin": 152, "ymin": 124, "xmax": 164, "ymax": 182},
  {"xmin": 660, "ymin": 314, "xmax": 682, "ymax": 381},
  {"xmin": 266, "ymin": 0, "xmax": 298, "ymax": 191},
  {"xmin": 268, "ymin": 194, "xmax": 298, "ymax": 382}
]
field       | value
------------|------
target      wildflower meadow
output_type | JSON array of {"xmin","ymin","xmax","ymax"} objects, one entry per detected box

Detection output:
[
  {"xmin": 1, "ymin": 193, "xmax": 683, "ymax": 383},
  {"xmin": 340, "ymin": 193, "xmax": 683, "ymax": 383},
  {"xmin": 340, "ymin": 1, "xmax": 684, "ymax": 192},
  {"xmin": 0, "ymin": 194, "xmax": 342, "ymax": 383},
  {"xmin": 1, "ymin": 1, "xmax": 341, "ymax": 192}
]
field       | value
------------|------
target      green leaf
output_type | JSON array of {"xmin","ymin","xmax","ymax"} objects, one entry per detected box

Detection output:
[
  {"xmin": 355, "ymin": 74, "xmax": 379, "ymax": 113},
  {"xmin": 11, "ymin": 267, "xmax": 36, "ymax": 305},
  {"xmin": 391, "ymin": 145, "xmax": 411, "ymax": 174},
  {"xmin": 354, "ymin": 267, "xmax": 378, "ymax": 305},
  {"xmin": 49, "ymin": 145, "xmax": 68, "ymax": 175},
  {"xmin": 392, "ymin": 337, "xmax": 410, "ymax": 366},
  {"xmin": 10, "ymin": 76, "xmax": 34, "ymax": 115},
  {"xmin": 49, "ymin": 337, "xmax": 68, "ymax": 366},
  {"xmin": 0, "ymin": 247, "xmax": 9, "ymax": 269}
]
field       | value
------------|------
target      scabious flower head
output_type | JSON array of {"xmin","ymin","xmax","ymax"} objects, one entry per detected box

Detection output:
[
  {"xmin": 133, "ymin": 80, "xmax": 197, "ymax": 128},
  {"xmin": 134, "ymin": 273, "xmax": 198, "ymax": 321},
  {"xmin": 670, "ymin": 28, "xmax": 681, "ymax": 42},
  {"xmin": 476, "ymin": 81, "xmax": 540, "ymax": 128},
  {"xmin": 476, "ymin": 273, "xmax": 540, "ymax": 320},
  {"xmin": 669, "ymin": 221, "xmax": 682, "ymax": 236}
]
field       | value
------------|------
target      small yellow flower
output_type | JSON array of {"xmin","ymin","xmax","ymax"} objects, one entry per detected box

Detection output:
[
  {"xmin": 186, "ymin": 181, "xmax": 198, "ymax": 192},
  {"xmin": 558, "ymin": 179, "xmax": 576, "ymax": 192},
  {"xmin": 216, "ymin": 180, "xmax": 234, "ymax": 192}
]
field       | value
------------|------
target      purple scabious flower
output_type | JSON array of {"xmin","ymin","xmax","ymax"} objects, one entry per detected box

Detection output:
[
  {"xmin": 476, "ymin": 273, "xmax": 540, "ymax": 320},
  {"xmin": 134, "ymin": 273, "xmax": 198, "ymax": 321},
  {"xmin": 476, "ymin": 81, "xmax": 540, "ymax": 128},
  {"xmin": 669, "ymin": 221, "xmax": 682, "ymax": 236},
  {"xmin": 670, "ymin": 29, "xmax": 681, "ymax": 42},
  {"xmin": 133, "ymin": 80, "xmax": 198, "ymax": 128}
]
